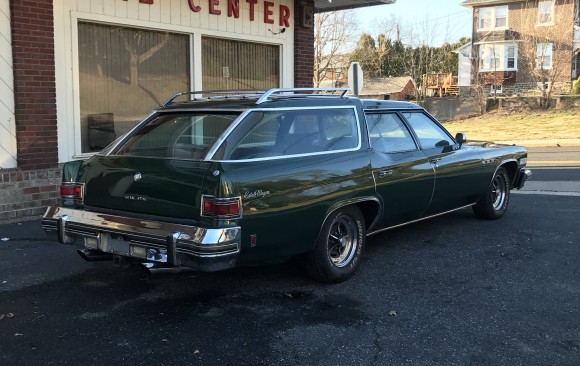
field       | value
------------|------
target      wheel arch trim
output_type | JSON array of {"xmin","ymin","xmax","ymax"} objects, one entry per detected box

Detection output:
[
  {"xmin": 318, "ymin": 197, "xmax": 380, "ymax": 241},
  {"xmin": 494, "ymin": 159, "xmax": 519, "ymax": 188}
]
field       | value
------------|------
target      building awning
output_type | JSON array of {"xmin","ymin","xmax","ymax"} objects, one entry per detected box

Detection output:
[{"xmin": 315, "ymin": 0, "xmax": 395, "ymax": 13}]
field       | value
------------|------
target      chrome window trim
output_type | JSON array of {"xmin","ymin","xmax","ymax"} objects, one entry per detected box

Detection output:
[
  {"xmin": 204, "ymin": 109, "xmax": 254, "ymax": 160},
  {"xmin": 205, "ymin": 105, "xmax": 363, "ymax": 161},
  {"xmin": 216, "ymin": 147, "xmax": 362, "ymax": 163}
]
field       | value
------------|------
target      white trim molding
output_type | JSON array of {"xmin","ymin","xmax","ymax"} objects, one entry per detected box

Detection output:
[{"xmin": 0, "ymin": 0, "xmax": 17, "ymax": 169}]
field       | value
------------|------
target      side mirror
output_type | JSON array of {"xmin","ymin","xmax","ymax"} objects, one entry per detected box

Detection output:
[{"xmin": 455, "ymin": 133, "xmax": 467, "ymax": 145}]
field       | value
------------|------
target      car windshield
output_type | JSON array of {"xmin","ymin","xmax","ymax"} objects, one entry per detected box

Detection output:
[{"xmin": 115, "ymin": 112, "xmax": 240, "ymax": 159}]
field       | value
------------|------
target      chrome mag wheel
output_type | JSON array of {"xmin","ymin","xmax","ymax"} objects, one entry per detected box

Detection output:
[
  {"xmin": 491, "ymin": 174, "xmax": 507, "ymax": 211},
  {"xmin": 305, "ymin": 206, "xmax": 366, "ymax": 283},
  {"xmin": 327, "ymin": 215, "xmax": 359, "ymax": 268}
]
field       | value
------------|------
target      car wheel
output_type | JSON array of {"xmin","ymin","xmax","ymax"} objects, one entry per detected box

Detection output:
[
  {"xmin": 305, "ymin": 206, "xmax": 366, "ymax": 283},
  {"xmin": 473, "ymin": 167, "xmax": 510, "ymax": 220}
]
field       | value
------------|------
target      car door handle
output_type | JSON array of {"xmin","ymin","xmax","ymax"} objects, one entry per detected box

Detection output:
[
  {"xmin": 430, "ymin": 158, "xmax": 441, "ymax": 165},
  {"xmin": 378, "ymin": 170, "xmax": 394, "ymax": 178}
]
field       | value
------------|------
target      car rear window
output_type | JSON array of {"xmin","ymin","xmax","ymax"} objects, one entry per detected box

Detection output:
[{"xmin": 115, "ymin": 113, "xmax": 240, "ymax": 159}]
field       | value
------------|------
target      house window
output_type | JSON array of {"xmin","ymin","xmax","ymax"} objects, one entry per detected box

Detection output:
[
  {"xmin": 537, "ymin": 1, "xmax": 554, "ymax": 25},
  {"xmin": 495, "ymin": 6, "xmax": 507, "ymax": 28},
  {"xmin": 479, "ymin": 44, "xmax": 518, "ymax": 71},
  {"xmin": 479, "ymin": 45, "xmax": 500, "ymax": 71},
  {"xmin": 507, "ymin": 46, "xmax": 516, "ymax": 69},
  {"xmin": 536, "ymin": 43, "xmax": 553, "ymax": 69},
  {"xmin": 479, "ymin": 8, "xmax": 492, "ymax": 29},
  {"xmin": 478, "ymin": 6, "xmax": 508, "ymax": 30},
  {"xmin": 78, "ymin": 22, "xmax": 190, "ymax": 153}
]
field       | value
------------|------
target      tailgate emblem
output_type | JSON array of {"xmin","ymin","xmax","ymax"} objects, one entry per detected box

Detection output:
[{"xmin": 133, "ymin": 172, "xmax": 142, "ymax": 182}]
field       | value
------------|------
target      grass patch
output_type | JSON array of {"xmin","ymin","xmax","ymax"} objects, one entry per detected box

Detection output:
[{"xmin": 442, "ymin": 109, "xmax": 580, "ymax": 143}]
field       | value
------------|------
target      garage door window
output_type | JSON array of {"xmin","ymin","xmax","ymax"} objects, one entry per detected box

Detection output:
[{"xmin": 202, "ymin": 37, "xmax": 280, "ymax": 91}]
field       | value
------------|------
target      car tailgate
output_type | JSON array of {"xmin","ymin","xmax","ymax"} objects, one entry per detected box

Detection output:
[{"xmin": 82, "ymin": 156, "xmax": 213, "ymax": 220}]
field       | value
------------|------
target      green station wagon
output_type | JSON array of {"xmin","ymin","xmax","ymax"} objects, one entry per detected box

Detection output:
[{"xmin": 42, "ymin": 88, "xmax": 531, "ymax": 282}]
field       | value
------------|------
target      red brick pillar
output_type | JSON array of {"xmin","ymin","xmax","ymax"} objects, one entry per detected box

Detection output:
[
  {"xmin": 10, "ymin": 0, "xmax": 58, "ymax": 170},
  {"xmin": 294, "ymin": 0, "xmax": 314, "ymax": 88}
]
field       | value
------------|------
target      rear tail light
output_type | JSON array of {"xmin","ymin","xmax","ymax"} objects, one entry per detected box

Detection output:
[
  {"xmin": 60, "ymin": 182, "xmax": 84, "ymax": 207},
  {"xmin": 201, "ymin": 195, "xmax": 242, "ymax": 219},
  {"xmin": 60, "ymin": 183, "xmax": 84, "ymax": 198}
]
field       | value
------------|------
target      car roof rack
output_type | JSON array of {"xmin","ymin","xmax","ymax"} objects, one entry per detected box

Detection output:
[
  {"xmin": 162, "ymin": 89, "xmax": 266, "ymax": 106},
  {"xmin": 162, "ymin": 88, "xmax": 351, "ymax": 106},
  {"xmin": 255, "ymin": 88, "xmax": 350, "ymax": 104}
]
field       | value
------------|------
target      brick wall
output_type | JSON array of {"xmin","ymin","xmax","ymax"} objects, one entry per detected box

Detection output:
[
  {"xmin": 293, "ymin": 0, "xmax": 314, "ymax": 88},
  {"xmin": 0, "ymin": 166, "xmax": 61, "ymax": 224},
  {"xmin": 2, "ymin": 1, "xmax": 60, "ymax": 223},
  {"xmin": 502, "ymin": 81, "xmax": 572, "ymax": 95},
  {"xmin": 10, "ymin": 0, "xmax": 58, "ymax": 171}
]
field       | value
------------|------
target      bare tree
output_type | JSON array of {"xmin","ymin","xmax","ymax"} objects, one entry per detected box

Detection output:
[
  {"xmin": 313, "ymin": 11, "xmax": 358, "ymax": 87},
  {"xmin": 469, "ymin": 56, "xmax": 491, "ymax": 115},
  {"xmin": 121, "ymin": 32, "xmax": 170, "ymax": 88},
  {"xmin": 397, "ymin": 14, "xmax": 464, "ymax": 101}
]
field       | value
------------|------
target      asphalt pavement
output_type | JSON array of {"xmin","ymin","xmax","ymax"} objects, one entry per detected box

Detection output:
[
  {"xmin": 1, "ymin": 193, "xmax": 579, "ymax": 365},
  {"xmin": 0, "ymin": 156, "xmax": 578, "ymax": 365}
]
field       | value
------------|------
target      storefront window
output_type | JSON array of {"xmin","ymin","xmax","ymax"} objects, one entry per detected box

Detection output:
[
  {"xmin": 202, "ymin": 37, "xmax": 279, "ymax": 91},
  {"xmin": 78, "ymin": 22, "xmax": 190, "ymax": 153}
]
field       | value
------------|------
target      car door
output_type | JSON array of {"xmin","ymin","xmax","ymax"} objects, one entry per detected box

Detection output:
[
  {"xmin": 400, "ymin": 111, "xmax": 487, "ymax": 215},
  {"xmin": 365, "ymin": 111, "xmax": 435, "ymax": 229}
]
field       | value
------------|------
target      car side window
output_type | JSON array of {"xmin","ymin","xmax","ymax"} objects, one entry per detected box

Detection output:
[
  {"xmin": 365, "ymin": 112, "xmax": 417, "ymax": 153},
  {"xmin": 226, "ymin": 108, "xmax": 359, "ymax": 160},
  {"xmin": 402, "ymin": 112, "xmax": 454, "ymax": 148}
]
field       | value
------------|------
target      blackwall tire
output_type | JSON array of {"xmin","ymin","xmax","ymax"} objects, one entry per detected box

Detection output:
[
  {"xmin": 473, "ymin": 167, "xmax": 510, "ymax": 220},
  {"xmin": 305, "ymin": 206, "xmax": 366, "ymax": 283}
]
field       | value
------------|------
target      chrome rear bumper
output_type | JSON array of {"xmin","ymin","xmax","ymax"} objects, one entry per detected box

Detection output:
[{"xmin": 41, "ymin": 206, "xmax": 240, "ymax": 272}]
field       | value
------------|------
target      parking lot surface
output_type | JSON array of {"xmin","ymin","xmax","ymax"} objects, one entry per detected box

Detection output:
[{"xmin": 1, "ymin": 188, "xmax": 578, "ymax": 365}]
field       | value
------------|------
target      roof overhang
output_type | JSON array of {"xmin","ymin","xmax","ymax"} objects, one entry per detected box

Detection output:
[{"xmin": 314, "ymin": 0, "xmax": 396, "ymax": 13}]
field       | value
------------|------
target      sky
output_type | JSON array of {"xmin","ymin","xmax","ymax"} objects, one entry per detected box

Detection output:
[{"xmin": 353, "ymin": 0, "xmax": 473, "ymax": 46}]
